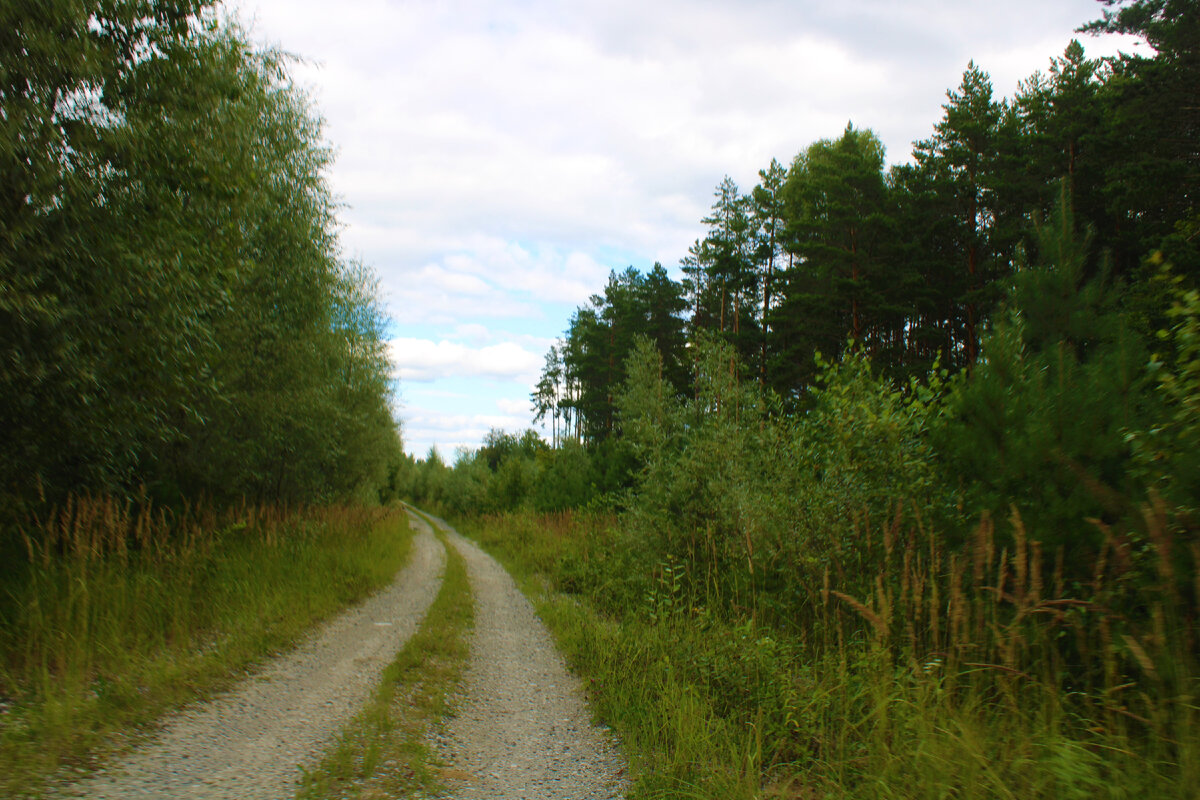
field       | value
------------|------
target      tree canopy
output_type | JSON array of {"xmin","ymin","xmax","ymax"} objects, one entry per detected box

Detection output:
[{"xmin": 0, "ymin": 1, "xmax": 401, "ymax": 512}]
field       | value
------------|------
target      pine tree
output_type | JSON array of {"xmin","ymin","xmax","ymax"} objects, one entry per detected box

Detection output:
[
  {"xmin": 1082, "ymin": 0, "xmax": 1199, "ymax": 276},
  {"xmin": 532, "ymin": 343, "xmax": 563, "ymax": 446},
  {"xmin": 937, "ymin": 188, "xmax": 1152, "ymax": 552},
  {"xmin": 1008, "ymin": 41, "xmax": 1109, "ymax": 269},
  {"xmin": 686, "ymin": 177, "xmax": 760, "ymax": 371},
  {"xmin": 769, "ymin": 125, "xmax": 893, "ymax": 397},
  {"xmin": 751, "ymin": 159, "xmax": 788, "ymax": 385},
  {"xmin": 551, "ymin": 266, "xmax": 687, "ymax": 445},
  {"xmin": 911, "ymin": 63, "xmax": 1008, "ymax": 365}
]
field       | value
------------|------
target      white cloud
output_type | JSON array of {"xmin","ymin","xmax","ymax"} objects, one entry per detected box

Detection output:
[
  {"xmin": 496, "ymin": 397, "xmax": 533, "ymax": 416},
  {"xmin": 409, "ymin": 388, "xmax": 470, "ymax": 400},
  {"xmin": 439, "ymin": 323, "xmax": 556, "ymax": 353},
  {"xmin": 451, "ymin": 323, "xmax": 492, "ymax": 345},
  {"xmin": 404, "ymin": 411, "xmax": 530, "ymax": 433},
  {"xmin": 400, "ymin": 407, "xmax": 537, "ymax": 458},
  {"xmin": 234, "ymin": 0, "xmax": 1137, "ymax": 456},
  {"xmin": 388, "ymin": 338, "xmax": 542, "ymax": 384}
]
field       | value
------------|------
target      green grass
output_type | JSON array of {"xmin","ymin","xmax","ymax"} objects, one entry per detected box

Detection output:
[
  {"xmin": 298, "ymin": 511, "xmax": 474, "ymax": 799},
  {"xmin": 453, "ymin": 509, "xmax": 1199, "ymax": 800},
  {"xmin": 0, "ymin": 499, "xmax": 414, "ymax": 798}
]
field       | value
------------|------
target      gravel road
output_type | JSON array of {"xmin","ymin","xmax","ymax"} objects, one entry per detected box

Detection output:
[
  {"xmin": 430, "ymin": 521, "xmax": 629, "ymax": 800},
  {"xmin": 50, "ymin": 510, "xmax": 629, "ymax": 799},
  {"xmin": 51, "ymin": 512, "xmax": 444, "ymax": 800}
]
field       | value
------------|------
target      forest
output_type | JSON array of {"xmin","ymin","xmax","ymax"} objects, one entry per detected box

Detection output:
[
  {"xmin": 398, "ymin": 1, "xmax": 1200, "ymax": 796},
  {"xmin": 0, "ymin": 0, "xmax": 403, "ymax": 514},
  {"xmin": 0, "ymin": 0, "xmax": 1197, "ymax": 796},
  {"xmin": 0, "ymin": 1, "xmax": 409, "ymax": 789}
]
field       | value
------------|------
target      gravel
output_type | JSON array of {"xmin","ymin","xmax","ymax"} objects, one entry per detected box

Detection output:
[
  {"xmin": 431, "ymin": 523, "xmax": 629, "ymax": 800},
  {"xmin": 50, "ymin": 512, "xmax": 444, "ymax": 800},
  {"xmin": 48, "ymin": 510, "xmax": 630, "ymax": 800}
]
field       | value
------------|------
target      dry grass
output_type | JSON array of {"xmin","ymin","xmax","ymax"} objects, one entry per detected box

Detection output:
[
  {"xmin": 0, "ymin": 495, "xmax": 411, "ymax": 796},
  {"xmin": 826, "ymin": 499, "xmax": 1196, "ymax": 739}
]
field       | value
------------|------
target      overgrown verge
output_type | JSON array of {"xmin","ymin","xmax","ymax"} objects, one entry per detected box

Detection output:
[
  {"xmin": 0, "ymin": 498, "xmax": 413, "ymax": 797},
  {"xmin": 455, "ymin": 509, "xmax": 1197, "ymax": 799},
  {"xmin": 429, "ymin": 223, "xmax": 1199, "ymax": 797},
  {"xmin": 299, "ymin": 512, "xmax": 473, "ymax": 799}
]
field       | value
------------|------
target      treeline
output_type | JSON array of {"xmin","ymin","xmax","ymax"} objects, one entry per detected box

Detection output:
[
  {"xmin": 400, "ymin": 6, "xmax": 1199, "ymax": 792},
  {"xmin": 0, "ymin": 0, "xmax": 402, "ymax": 515},
  {"xmin": 534, "ymin": 36, "xmax": 1196, "ymax": 439},
  {"xmin": 400, "ymin": 1, "xmax": 1200, "ymax": 581}
]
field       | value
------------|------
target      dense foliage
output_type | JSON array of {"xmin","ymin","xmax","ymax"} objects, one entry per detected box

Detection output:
[
  {"xmin": 0, "ymin": 0, "xmax": 401, "ymax": 515},
  {"xmin": 403, "ymin": 3, "xmax": 1198, "ymax": 551},
  {"xmin": 520, "ymin": 9, "xmax": 1197, "ymax": 433},
  {"xmin": 400, "ymin": 2, "xmax": 1199, "ymax": 794}
]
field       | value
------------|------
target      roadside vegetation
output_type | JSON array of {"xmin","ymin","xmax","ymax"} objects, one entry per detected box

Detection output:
[
  {"xmin": 1, "ymin": 1, "xmax": 407, "ymax": 795},
  {"xmin": 457, "ymin": 494, "xmax": 1195, "ymax": 799},
  {"xmin": 403, "ymin": 3, "xmax": 1199, "ymax": 796},
  {"xmin": 0, "ymin": 502, "xmax": 413, "ymax": 796},
  {"xmin": 442, "ymin": 255, "xmax": 1200, "ymax": 796}
]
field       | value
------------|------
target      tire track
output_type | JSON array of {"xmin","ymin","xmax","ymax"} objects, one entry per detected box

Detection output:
[
  {"xmin": 429, "ymin": 518, "xmax": 628, "ymax": 800},
  {"xmin": 53, "ymin": 512, "xmax": 444, "ymax": 800}
]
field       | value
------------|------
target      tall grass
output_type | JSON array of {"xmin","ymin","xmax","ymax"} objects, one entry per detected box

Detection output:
[
  {"xmin": 797, "ymin": 497, "xmax": 1198, "ymax": 798},
  {"xmin": 456, "ymin": 505, "xmax": 1198, "ymax": 799},
  {"xmin": 0, "ymin": 495, "xmax": 412, "ymax": 796}
]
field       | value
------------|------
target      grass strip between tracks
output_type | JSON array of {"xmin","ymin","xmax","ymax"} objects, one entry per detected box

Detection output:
[{"xmin": 298, "ymin": 511, "xmax": 473, "ymax": 799}]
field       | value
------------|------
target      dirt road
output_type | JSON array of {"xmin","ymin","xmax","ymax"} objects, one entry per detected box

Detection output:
[
  {"xmin": 52, "ymin": 510, "xmax": 628, "ymax": 799},
  {"xmin": 52, "ymin": 513, "xmax": 443, "ymax": 799},
  {"xmin": 432, "ymin": 521, "xmax": 628, "ymax": 799}
]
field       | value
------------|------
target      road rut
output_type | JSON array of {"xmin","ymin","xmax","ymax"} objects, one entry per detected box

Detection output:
[
  {"xmin": 431, "ymin": 520, "xmax": 628, "ymax": 799},
  {"xmin": 53, "ymin": 512, "xmax": 443, "ymax": 800}
]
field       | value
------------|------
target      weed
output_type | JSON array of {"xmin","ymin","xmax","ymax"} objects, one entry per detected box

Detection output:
[
  {"xmin": 453, "ymin": 506, "xmax": 1198, "ymax": 799},
  {"xmin": 0, "ymin": 497, "xmax": 412, "ymax": 797}
]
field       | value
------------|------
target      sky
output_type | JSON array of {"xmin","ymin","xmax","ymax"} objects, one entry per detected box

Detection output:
[{"xmin": 228, "ymin": 0, "xmax": 1140, "ymax": 460}]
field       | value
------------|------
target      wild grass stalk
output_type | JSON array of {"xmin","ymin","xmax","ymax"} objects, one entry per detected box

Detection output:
[
  {"xmin": 454, "ymin": 504, "xmax": 1198, "ymax": 799},
  {"xmin": 0, "ymin": 496, "xmax": 412, "ymax": 796}
]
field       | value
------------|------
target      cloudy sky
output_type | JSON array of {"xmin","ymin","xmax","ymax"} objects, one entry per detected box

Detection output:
[{"xmin": 229, "ymin": 0, "xmax": 1138, "ymax": 459}]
